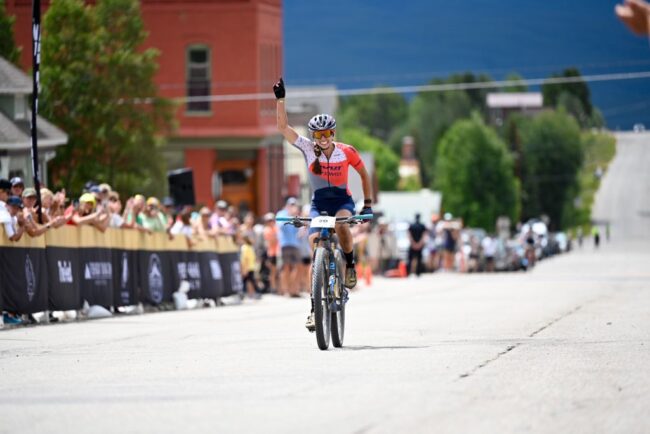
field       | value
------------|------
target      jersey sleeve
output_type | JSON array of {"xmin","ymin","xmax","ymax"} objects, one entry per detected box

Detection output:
[
  {"xmin": 292, "ymin": 135, "xmax": 314, "ymax": 154},
  {"xmin": 342, "ymin": 144, "xmax": 364, "ymax": 169}
]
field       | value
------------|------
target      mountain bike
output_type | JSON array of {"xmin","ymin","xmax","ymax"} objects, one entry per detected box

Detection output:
[{"xmin": 276, "ymin": 213, "xmax": 372, "ymax": 350}]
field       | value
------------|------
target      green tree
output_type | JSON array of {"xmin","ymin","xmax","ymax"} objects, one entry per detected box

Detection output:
[
  {"xmin": 338, "ymin": 127, "xmax": 400, "ymax": 191},
  {"xmin": 0, "ymin": 0, "xmax": 21, "ymax": 64},
  {"xmin": 503, "ymin": 72, "xmax": 527, "ymax": 93},
  {"xmin": 519, "ymin": 109, "xmax": 583, "ymax": 229},
  {"xmin": 338, "ymin": 89, "xmax": 408, "ymax": 142},
  {"xmin": 434, "ymin": 114, "xmax": 519, "ymax": 230},
  {"xmin": 41, "ymin": 0, "xmax": 174, "ymax": 197},
  {"xmin": 542, "ymin": 68, "xmax": 593, "ymax": 116},
  {"xmin": 388, "ymin": 72, "xmax": 494, "ymax": 187}
]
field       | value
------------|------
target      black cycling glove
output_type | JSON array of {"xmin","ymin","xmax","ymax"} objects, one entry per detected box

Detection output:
[
  {"xmin": 360, "ymin": 206, "xmax": 373, "ymax": 222},
  {"xmin": 273, "ymin": 77, "xmax": 286, "ymax": 99}
]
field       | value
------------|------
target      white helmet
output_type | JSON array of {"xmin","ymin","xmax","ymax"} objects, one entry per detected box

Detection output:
[{"xmin": 308, "ymin": 113, "xmax": 336, "ymax": 131}]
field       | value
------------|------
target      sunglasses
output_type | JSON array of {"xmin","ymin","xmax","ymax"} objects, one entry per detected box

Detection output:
[{"xmin": 312, "ymin": 130, "xmax": 334, "ymax": 140}]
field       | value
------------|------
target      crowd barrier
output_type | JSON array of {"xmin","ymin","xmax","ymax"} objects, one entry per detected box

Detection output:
[{"xmin": 0, "ymin": 226, "xmax": 242, "ymax": 315}]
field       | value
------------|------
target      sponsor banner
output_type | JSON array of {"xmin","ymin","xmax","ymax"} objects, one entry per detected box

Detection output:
[
  {"xmin": 171, "ymin": 250, "xmax": 203, "ymax": 299},
  {"xmin": 0, "ymin": 247, "xmax": 48, "ymax": 314},
  {"xmin": 138, "ymin": 251, "xmax": 173, "ymax": 305},
  {"xmin": 199, "ymin": 251, "xmax": 224, "ymax": 300},
  {"xmin": 79, "ymin": 248, "xmax": 114, "ymax": 308},
  {"xmin": 112, "ymin": 249, "xmax": 138, "ymax": 307},
  {"xmin": 46, "ymin": 246, "xmax": 82, "ymax": 311},
  {"xmin": 218, "ymin": 252, "xmax": 243, "ymax": 297}
]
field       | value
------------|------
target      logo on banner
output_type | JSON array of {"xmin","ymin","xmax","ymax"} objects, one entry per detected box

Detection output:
[
  {"xmin": 84, "ymin": 262, "xmax": 112, "ymax": 283},
  {"xmin": 25, "ymin": 254, "xmax": 36, "ymax": 302},
  {"xmin": 120, "ymin": 252, "xmax": 130, "ymax": 304},
  {"xmin": 57, "ymin": 260, "xmax": 73, "ymax": 283},
  {"xmin": 121, "ymin": 253, "xmax": 129, "ymax": 289},
  {"xmin": 148, "ymin": 254, "xmax": 164, "ymax": 303},
  {"xmin": 230, "ymin": 261, "xmax": 243, "ymax": 292},
  {"xmin": 177, "ymin": 261, "xmax": 201, "ymax": 290},
  {"xmin": 209, "ymin": 260, "xmax": 222, "ymax": 280}
]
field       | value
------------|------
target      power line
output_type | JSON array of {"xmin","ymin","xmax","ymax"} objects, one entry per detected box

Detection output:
[{"xmin": 170, "ymin": 70, "xmax": 650, "ymax": 104}]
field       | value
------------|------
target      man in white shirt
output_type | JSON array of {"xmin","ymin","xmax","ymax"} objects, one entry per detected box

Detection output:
[
  {"xmin": 0, "ymin": 196, "xmax": 25, "ymax": 241},
  {"xmin": 0, "ymin": 179, "xmax": 13, "ymax": 236}
]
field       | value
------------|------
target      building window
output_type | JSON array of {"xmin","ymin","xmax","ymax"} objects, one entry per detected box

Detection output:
[{"xmin": 186, "ymin": 45, "xmax": 211, "ymax": 113}]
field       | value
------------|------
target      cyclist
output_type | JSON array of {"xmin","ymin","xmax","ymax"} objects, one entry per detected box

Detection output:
[{"xmin": 273, "ymin": 77, "xmax": 373, "ymax": 329}]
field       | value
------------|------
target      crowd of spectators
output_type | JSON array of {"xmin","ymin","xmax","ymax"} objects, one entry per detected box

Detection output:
[{"xmin": 0, "ymin": 177, "xmax": 333, "ymax": 325}]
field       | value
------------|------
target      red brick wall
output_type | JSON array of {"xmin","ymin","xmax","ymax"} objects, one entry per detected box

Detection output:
[{"xmin": 6, "ymin": 0, "xmax": 283, "ymax": 138}]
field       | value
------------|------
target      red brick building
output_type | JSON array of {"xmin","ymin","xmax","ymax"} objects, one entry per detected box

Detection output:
[{"xmin": 6, "ymin": 0, "xmax": 285, "ymax": 214}]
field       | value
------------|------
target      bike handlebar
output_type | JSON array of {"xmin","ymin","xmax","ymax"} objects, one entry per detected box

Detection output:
[{"xmin": 275, "ymin": 214, "xmax": 373, "ymax": 224}]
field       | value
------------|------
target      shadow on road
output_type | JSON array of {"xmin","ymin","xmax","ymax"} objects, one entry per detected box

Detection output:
[{"xmin": 341, "ymin": 345, "xmax": 428, "ymax": 351}]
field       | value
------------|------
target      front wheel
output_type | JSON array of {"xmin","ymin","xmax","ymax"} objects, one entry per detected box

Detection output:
[
  {"xmin": 312, "ymin": 247, "xmax": 331, "ymax": 350},
  {"xmin": 331, "ymin": 249, "xmax": 345, "ymax": 348}
]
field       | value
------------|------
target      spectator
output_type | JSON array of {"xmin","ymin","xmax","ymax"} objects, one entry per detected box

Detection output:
[
  {"xmin": 21, "ymin": 188, "xmax": 53, "ymax": 237},
  {"xmin": 226, "ymin": 205, "xmax": 240, "ymax": 236},
  {"xmin": 239, "ymin": 211, "xmax": 256, "ymax": 242},
  {"xmin": 161, "ymin": 196, "xmax": 176, "ymax": 229},
  {"xmin": 0, "ymin": 179, "xmax": 10, "ymax": 212},
  {"xmin": 97, "ymin": 183, "xmax": 112, "ymax": 206},
  {"xmin": 426, "ymin": 215, "xmax": 442, "ymax": 272},
  {"xmin": 170, "ymin": 208, "xmax": 196, "ymax": 248},
  {"xmin": 367, "ymin": 217, "xmax": 397, "ymax": 274},
  {"xmin": 1, "ymin": 196, "xmax": 26, "ymax": 241},
  {"xmin": 123, "ymin": 194, "xmax": 146, "ymax": 229},
  {"xmin": 592, "ymin": 225, "xmax": 601, "ymax": 248},
  {"xmin": 194, "ymin": 206, "xmax": 215, "ymax": 240},
  {"xmin": 297, "ymin": 205, "xmax": 312, "ymax": 293},
  {"xmin": 262, "ymin": 212, "xmax": 279, "ymax": 293},
  {"xmin": 39, "ymin": 188, "xmax": 54, "ymax": 221},
  {"xmin": 10, "ymin": 177, "xmax": 24, "ymax": 197},
  {"xmin": 70, "ymin": 193, "xmax": 109, "ymax": 231},
  {"xmin": 48, "ymin": 189, "xmax": 68, "ymax": 219},
  {"xmin": 107, "ymin": 191, "xmax": 127, "ymax": 228},
  {"xmin": 138, "ymin": 197, "xmax": 167, "ymax": 233},
  {"xmin": 209, "ymin": 200, "xmax": 232, "ymax": 235},
  {"xmin": 482, "ymin": 235, "xmax": 497, "ymax": 272},
  {"xmin": 407, "ymin": 213, "xmax": 427, "ymax": 277},
  {"xmin": 441, "ymin": 213, "xmax": 460, "ymax": 271},
  {"xmin": 240, "ymin": 235, "xmax": 261, "ymax": 299},
  {"xmin": 276, "ymin": 197, "xmax": 301, "ymax": 296}
]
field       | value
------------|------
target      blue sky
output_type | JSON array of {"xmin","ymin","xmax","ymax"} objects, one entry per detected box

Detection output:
[{"xmin": 284, "ymin": 0, "xmax": 650, "ymax": 129}]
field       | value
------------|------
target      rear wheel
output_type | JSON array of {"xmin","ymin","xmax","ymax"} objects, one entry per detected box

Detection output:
[
  {"xmin": 312, "ymin": 247, "xmax": 330, "ymax": 350},
  {"xmin": 331, "ymin": 249, "xmax": 345, "ymax": 347}
]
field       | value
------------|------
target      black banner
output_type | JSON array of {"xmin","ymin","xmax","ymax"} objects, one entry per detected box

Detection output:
[
  {"xmin": 78, "ymin": 248, "xmax": 114, "ymax": 308},
  {"xmin": 218, "ymin": 252, "xmax": 243, "ymax": 297},
  {"xmin": 112, "ymin": 249, "xmax": 139, "ymax": 307},
  {"xmin": 46, "ymin": 246, "xmax": 82, "ymax": 311},
  {"xmin": 199, "ymin": 251, "xmax": 224, "ymax": 300},
  {"xmin": 0, "ymin": 247, "xmax": 48, "ymax": 314},
  {"xmin": 138, "ymin": 251, "xmax": 173, "ymax": 305}
]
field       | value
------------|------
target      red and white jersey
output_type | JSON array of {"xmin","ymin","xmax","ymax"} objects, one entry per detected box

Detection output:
[{"xmin": 292, "ymin": 135, "xmax": 365, "ymax": 200}]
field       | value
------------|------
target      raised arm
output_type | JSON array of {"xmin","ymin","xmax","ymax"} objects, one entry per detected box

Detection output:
[{"xmin": 273, "ymin": 77, "xmax": 299, "ymax": 144}]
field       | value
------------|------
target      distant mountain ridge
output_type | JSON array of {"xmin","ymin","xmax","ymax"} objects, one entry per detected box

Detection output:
[{"xmin": 284, "ymin": 0, "xmax": 650, "ymax": 129}]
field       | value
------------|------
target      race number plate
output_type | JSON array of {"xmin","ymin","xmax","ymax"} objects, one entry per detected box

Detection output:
[{"xmin": 310, "ymin": 216, "xmax": 336, "ymax": 229}]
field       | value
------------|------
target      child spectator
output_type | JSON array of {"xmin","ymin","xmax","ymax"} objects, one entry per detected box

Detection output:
[
  {"xmin": 240, "ymin": 235, "xmax": 261, "ymax": 299},
  {"xmin": 10, "ymin": 177, "xmax": 24, "ymax": 197}
]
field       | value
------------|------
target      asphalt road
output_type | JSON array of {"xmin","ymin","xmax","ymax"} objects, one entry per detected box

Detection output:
[{"xmin": 1, "ymin": 133, "xmax": 649, "ymax": 434}]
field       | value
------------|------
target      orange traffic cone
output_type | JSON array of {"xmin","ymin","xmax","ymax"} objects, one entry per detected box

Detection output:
[
  {"xmin": 364, "ymin": 264, "xmax": 372, "ymax": 286},
  {"xmin": 398, "ymin": 261, "xmax": 407, "ymax": 278}
]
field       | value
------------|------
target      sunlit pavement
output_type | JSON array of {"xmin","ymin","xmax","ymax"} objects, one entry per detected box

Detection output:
[
  {"xmin": 0, "ymin": 239, "xmax": 648, "ymax": 434},
  {"xmin": 1, "ymin": 133, "xmax": 649, "ymax": 433}
]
